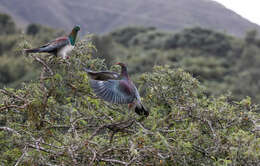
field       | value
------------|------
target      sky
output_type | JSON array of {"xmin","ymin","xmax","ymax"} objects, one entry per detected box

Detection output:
[{"xmin": 213, "ymin": 0, "xmax": 260, "ymax": 25}]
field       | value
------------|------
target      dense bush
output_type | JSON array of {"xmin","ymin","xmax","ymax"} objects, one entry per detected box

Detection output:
[
  {"xmin": 164, "ymin": 27, "xmax": 232, "ymax": 57},
  {"xmin": 0, "ymin": 39, "xmax": 259, "ymax": 165},
  {"xmin": 110, "ymin": 26, "xmax": 156, "ymax": 47}
]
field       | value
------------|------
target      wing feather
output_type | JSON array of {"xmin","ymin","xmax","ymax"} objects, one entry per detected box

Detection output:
[
  {"xmin": 84, "ymin": 68, "xmax": 120, "ymax": 81},
  {"xmin": 38, "ymin": 37, "xmax": 69, "ymax": 53},
  {"xmin": 90, "ymin": 79, "xmax": 135, "ymax": 104}
]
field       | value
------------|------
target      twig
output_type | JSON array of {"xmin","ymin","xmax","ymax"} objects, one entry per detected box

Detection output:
[
  {"xmin": 135, "ymin": 121, "xmax": 154, "ymax": 135},
  {"xmin": 206, "ymin": 120, "xmax": 216, "ymax": 137},
  {"xmin": 15, "ymin": 146, "xmax": 27, "ymax": 166},
  {"xmin": 0, "ymin": 89, "xmax": 25, "ymax": 101},
  {"xmin": 39, "ymin": 142, "xmax": 65, "ymax": 150},
  {"xmin": 89, "ymin": 125, "xmax": 106, "ymax": 140},
  {"xmin": 100, "ymin": 158, "xmax": 128, "ymax": 165},
  {"xmin": 126, "ymin": 156, "xmax": 138, "ymax": 166},
  {"xmin": 89, "ymin": 118, "xmax": 135, "ymax": 140},
  {"xmin": 89, "ymin": 148, "xmax": 97, "ymax": 166},
  {"xmin": 28, "ymin": 144, "xmax": 58, "ymax": 154},
  {"xmin": 33, "ymin": 56, "xmax": 54, "ymax": 75},
  {"xmin": 68, "ymin": 145, "xmax": 78, "ymax": 165},
  {"xmin": 0, "ymin": 103, "xmax": 28, "ymax": 111},
  {"xmin": 69, "ymin": 112, "xmax": 79, "ymax": 139},
  {"xmin": 109, "ymin": 132, "xmax": 116, "ymax": 144},
  {"xmin": 192, "ymin": 145, "xmax": 216, "ymax": 160},
  {"xmin": 0, "ymin": 127, "xmax": 21, "ymax": 136}
]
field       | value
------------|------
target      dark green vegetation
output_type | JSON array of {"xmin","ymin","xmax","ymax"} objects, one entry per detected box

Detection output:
[
  {"xmin": 94, "ymin": 26, "xmax": 260, "ymax": 107},
  {"xmin": 0, "ymin": 13, "xmax": 64, "ymax": 88},
  {"xmin": 1, "ymin": 0, "xmax": 260, "ymax": 36},
  {"xmin": 0, "ymin": 13, "xmax": 260, "ymax": 165}
]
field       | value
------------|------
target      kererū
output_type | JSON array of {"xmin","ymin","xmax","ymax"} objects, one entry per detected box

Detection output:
[
  {"xmin": 85, "ymin": 63, "xmax": 149, "ymax": 117},
  {"xmin": 25, "ymin": 25, "xmax": 80, "ymax": 59}
]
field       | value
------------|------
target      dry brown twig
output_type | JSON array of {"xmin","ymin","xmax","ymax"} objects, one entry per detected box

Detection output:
[
  {"xmin": 89, "ymin": 118, "xmax": 135, "ymax": 141},
  {"xmin": 32, "ymin": 55, "xmax": 54, "ymax": 76}
]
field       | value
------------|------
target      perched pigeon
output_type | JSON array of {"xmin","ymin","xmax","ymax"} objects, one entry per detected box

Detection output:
[
  {"xmin": 85, "ymin": 63, "xmax": 149, "ymax": 116},
  {"xmin": 25, "ymin": 25, "xmax": 80, "ymax": 59}
]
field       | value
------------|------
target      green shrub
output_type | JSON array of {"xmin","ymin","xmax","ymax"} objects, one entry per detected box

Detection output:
[{"xmin": 0, "ymin": 41, "xmax": 259, "ymax": 165}]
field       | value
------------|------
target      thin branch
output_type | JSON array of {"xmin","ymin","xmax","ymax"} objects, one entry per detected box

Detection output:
[
  {"xmin": 39, "ymin": 142, "xmax": 65, "ymax": 150},
  {"xmin": 135, "ymin": 121, "xmax": 154, "ymax": 135},
  {"xmin": 28, "ymin": 144, "xmax": 58, "ymax": 154},
  {"xmin": 0, "ymin": 103, "xmax": 28, "ymax": 111},
  {"xmin": 100, "ymin": 158, "xmax": 128, "ymax": 165},
  {"xmin": 89, "ymin": 118, "xmax": 135, "ymax": 140},
  {"xmin": 33, "ymin": 56, "xmax": 54, "ymax": 75},
  {"xmin": 89, "ymin": 148, "xmax": 97, "ymax": 166},
  {"xmin": 68, "ymin": 145, "xmax": 78, "ymax": 165},
  {"xmin": 89, "ymin": 125, "xmax": 106, "ymax": 140},
  {"xmin": 206, "ymin": 120, "xmax": 216, "ymax": 137},
  {"xmin": 192, "ymin": 145, "xmax": 216, "ymax": 160},
  {"xmin": 126, "ymin": 156, "xmax": 138, "ymax": 166},
  {"xmin": 0, "ymin": 89, "xmax": 25, "ymax": 101},
  {"xmin": 0, "ymin": 127, "xmax": 21, "ymax": 136},
  {"xmin": 15, "ymin": 146, "xmax": 27, "ymax": 166}
]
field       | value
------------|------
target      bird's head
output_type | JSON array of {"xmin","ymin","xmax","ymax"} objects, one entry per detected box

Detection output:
[
  {"xmin": 69, "ymin": 25, "xmax": 81, "ymax": 45},
  {"xmin": 115, "ymin": 62, "xmax": 128, "ymax": 76},
  {"xmin": 73, "ymin": 25, "xmax": 81, "ymax": 32}
]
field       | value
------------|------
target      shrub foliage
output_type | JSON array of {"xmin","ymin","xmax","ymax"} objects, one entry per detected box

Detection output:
[{"xmin": 0, "ymin": 40, "xmax": 259, "ymax": 165}]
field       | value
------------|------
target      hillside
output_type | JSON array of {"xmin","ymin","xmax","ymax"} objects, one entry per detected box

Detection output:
[{"xmin": 0, "ymin": 0, "xmax": 260, "ymax": 36}]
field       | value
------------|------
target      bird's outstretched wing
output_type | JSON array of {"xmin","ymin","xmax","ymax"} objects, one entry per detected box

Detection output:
[
  {"xmin": 84, "ymin": 68, "xmax": 120, "ymax": 81},
  {"xmin": 90, "ymin": 79, "xmax": 135, "ymax": 104}
]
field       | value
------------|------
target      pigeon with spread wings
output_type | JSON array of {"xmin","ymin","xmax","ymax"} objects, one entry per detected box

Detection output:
[{"xmin": 85, "ymin": 63, "xmax": 149, "ymax": 117}]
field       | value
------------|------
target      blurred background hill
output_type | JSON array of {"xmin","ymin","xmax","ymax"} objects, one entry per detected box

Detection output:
[{"xmin": 0, "ymin": 0, "xmax": 260, "ymax": 36}]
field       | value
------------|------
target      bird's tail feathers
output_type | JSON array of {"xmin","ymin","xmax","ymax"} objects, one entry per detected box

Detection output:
[
  {"xmin": 24, "ymin": 48, "xmax": 41, "ymax": 53},
  {"xmin": 135, "ymin": 103, "xmax": 149, "ymax": 117},
  {"xmin": 83, "ymin": 68, "xmax": 93, "ymax": 73}
]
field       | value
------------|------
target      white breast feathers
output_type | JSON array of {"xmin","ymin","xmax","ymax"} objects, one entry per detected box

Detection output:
[{"xmin": 59, "ymin": 45, "xmax": 74, "ymax": 59}]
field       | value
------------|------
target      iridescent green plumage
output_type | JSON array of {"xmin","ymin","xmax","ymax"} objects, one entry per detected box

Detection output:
[{"xmin": 69, "ymin": 25, "xmax": 80, "ymax": 46}]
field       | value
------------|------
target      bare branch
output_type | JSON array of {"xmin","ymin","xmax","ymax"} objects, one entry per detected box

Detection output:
[
  {"xmin": 89, "ymin": 148, "xmax": 97, "ymax": 166},
  {"xmin": 0, "ymin": 103, "xmax": 28, "ymax": 111},
  {"xmin": 0, "ymin": 127, "xmax": 21, "ymax": 136},
  {"xmin": 135, "ymin": 121, "xmax": 154, "ymax": 135},
  {"xmin": 15, "ymin": 146, "xmax": 27, "ymax": 166},
  {"xmin": 89, "ymin": 118, "xmax": 135, "ymax": 140},
  {"xmin": 33, "ymin": 56, "xmax": 54, "ymax": 75},
  {"xmin": 100, "ymin": 158, "xmax": 128, "ymax": 165},
  {"xmin": 28, "ymin": 144, "xmax": 58, "ymax": 154},
  {"xmin": 206, "ymin": 120, "xmax": 216, "ymax": 137},
  {"xmin": 89, "ymin": 125, "xmax": 106, "ymax": 140},
  {"xmin": 0, "ymin": 89, "xmax": 25, "ymax": 101}
]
